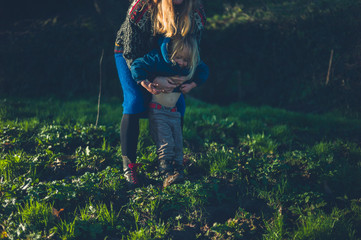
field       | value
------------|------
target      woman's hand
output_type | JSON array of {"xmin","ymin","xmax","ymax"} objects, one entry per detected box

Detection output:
[
  {"xmin": 140, "ymin": 80, "xmax": 161, "ymax": 95},
  {"xmin": 180, "ymin": 82, "xmax": 197, "ymax": 94},
  {"xmin": 153, "ymin": 76, "xmax": 177, "ymax": 93}
]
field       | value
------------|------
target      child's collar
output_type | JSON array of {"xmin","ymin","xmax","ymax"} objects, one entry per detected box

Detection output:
[{"xmin": 158, "ymin": 37, "xmax": 172, "ymax": 64}]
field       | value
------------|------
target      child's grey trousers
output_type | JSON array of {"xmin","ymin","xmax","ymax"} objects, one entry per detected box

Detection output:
[{"xmin": 149, "ymin": 104, "xmax": 183, "ymax": 175}]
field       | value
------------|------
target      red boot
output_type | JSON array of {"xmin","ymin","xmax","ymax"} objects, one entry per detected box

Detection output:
[{"xmin": 125, "ymin": 163, "xmax": 142, "ymax": 186}]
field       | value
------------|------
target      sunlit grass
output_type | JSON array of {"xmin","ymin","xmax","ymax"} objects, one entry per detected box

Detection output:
[
  {"xmin": 1, "ymin": 97, "xmax": 361, "ymax": 239},
  {"xmin": 206, "ymin": 0, "xmax": 360, "ymax": 30},
  {"xmin": 0, "ymin": 150, "xmax": 32, "ymax": 181},
  {"xmin": 17, "ymin": 200, "xmax": 55, "ymax": 235},
  {"xmin": 0, "ymin": 97, "xmax": 123, "ymax": 126}
]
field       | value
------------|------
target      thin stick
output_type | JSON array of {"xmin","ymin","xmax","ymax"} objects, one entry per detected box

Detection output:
[
  {"xmin": 325, "ymin": 49, "xmax": 334, "ymax": 85},
  {"xmin": 96, "ymin": 49, "xmax": 104, "ymax": 127}
]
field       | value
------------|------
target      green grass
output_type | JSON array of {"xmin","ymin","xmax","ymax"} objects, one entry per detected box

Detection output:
[
  {"xmin": 1, "ymin": 97, "xmax": 361, "ymax": 239},
  {"xmin": 17, "ymin": 200, "xmax": 56, "ymax": 237},
  {"xmin": 206, "ymin": 0, "xmax": 361, "ymax": 30}
]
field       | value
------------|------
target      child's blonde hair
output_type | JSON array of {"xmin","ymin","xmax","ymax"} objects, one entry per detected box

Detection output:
[
  {"xmin": 169, "ymin": 35, "xmax": 199, "ymax": 80},
  {"xmin": 152, "ymin": 0, "xmax": 199, "ymax": 37}
]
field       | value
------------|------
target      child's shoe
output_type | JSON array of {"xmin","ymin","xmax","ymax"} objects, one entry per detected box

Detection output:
[
  {"xmin": 163, "ymin": 171, "xmax": 184, "ymax": 188},
  {"xmin": 173, "ymin": 169, "xmax": 185, "ymax": 184}
]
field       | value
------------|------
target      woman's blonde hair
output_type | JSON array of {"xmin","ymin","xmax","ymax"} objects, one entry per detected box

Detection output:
[
  {"xmin": 169, "ymin": 35, "xmax": 200, "ymax": 80},
  {"xmin": 152, "ymin": 0, "xmax": 199, "ymax": 37}
]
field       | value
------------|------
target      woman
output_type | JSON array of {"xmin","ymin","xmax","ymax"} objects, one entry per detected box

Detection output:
[{"xmin": 114, "ymin": 0, "xmax": 206, "ymax": 186}]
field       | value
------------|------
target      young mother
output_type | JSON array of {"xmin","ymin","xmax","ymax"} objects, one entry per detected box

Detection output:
[{"xmin": 114, "ymin": 0, "xmax": 206, "ymax": 186}]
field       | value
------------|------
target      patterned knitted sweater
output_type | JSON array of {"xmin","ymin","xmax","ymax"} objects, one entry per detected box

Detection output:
[{"xmin": 114, "ymin": 0, "xmax": 206, "ymax": 69}]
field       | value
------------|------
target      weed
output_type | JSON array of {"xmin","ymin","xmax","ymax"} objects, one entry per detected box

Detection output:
[
  {"xmin": 193, "ymin": 115, "xmax": 239, "ymax": 146},
  {"xmin": 74, "ymin": 145, "xmax": 113, "ymax": 171},
  {"xmin": 54, "ymin": 218, "xmax": 77, "ymax": 239},
  {"xmin": 241, "ymin": 133, "xmax": 279, "ymax": 157},
  {"xmin": 292, "ymin": 208, "xmax": 357, "ymax": 240},
  {"xmin": 128, "ymin": 221, "xmax": 168, "ymax": 240},
  {"xmin": 17, "ymin": 199, "xmax": 55, "ymax": 235},
  {"xmin": 196, "ymin": 143, "xmax": 239, "ymax": 178},
  {"xmin": 0, "ymin": 150, "xmax": 32, "ymax": 181},
  {"xmin": 208, "ymin": 208, "xmax": 259, "ymax": 239},
  {"xmin": 263, "ymin": 211, "xmax": 285, "ymax": 240}
]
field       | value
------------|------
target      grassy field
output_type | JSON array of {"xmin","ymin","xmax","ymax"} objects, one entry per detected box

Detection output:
[{"xmin": 1, "ymin": 97, "xmax": 361, "ymax": 239}]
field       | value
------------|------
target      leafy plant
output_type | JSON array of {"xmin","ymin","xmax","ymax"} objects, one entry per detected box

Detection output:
[
  {"xmin": 241, "ymin": 133, "xmax": 279, "ymax": 157},
  {"xmin": 196, "ymin": 143, "xmax": 239, "ymax": 178},
  {"xmin": 194, "ymin": 115, "xmax": 239, "ymax": 146},
  {"xmin": 209, "ymin": 208, "xmax": 259, "ymax": 239}
]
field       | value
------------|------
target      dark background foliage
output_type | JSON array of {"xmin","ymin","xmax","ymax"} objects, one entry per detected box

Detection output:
[{"xmin": 1, "ymin": 0, "xmax": 361, "ymax": 114}]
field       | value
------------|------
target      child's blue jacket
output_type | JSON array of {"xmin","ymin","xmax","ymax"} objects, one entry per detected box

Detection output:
[{"xmin": 131, "ymin": 38, "xmax": 209, "ymax": 91}]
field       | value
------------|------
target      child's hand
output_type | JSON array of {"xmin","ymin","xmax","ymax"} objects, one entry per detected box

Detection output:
[
  {"xmin": 180, "ymin": 82, "xmax": 197, "ymax": 94},
  {"xmin": 170, "ymin": 75, "xmax": 187, "ymax": 86},
  {"xmin": 153, "ymin": 76, "xmax": 177, "ymax": 93}
]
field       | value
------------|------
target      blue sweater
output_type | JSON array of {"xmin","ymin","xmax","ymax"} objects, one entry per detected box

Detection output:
[{"xmin": 131, "ymin": 40, "xmax": 209, "ymax": 92}]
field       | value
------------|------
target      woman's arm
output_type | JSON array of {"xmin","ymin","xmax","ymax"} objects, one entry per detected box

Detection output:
[
  {"xmin": 178, "ymin": 2, "xmax": 207, "ymax": 94},
  {"xmin": 193, "ymin": 3, "xmax": 207, "ymax": 44},
  {"xmin": 180, "ymin": 82, "xmax": 197, "ymax": 94},
  {"xmin": 180, "ymin": 61, "xmax": 209, "ymax": 94},
  {"xmin": 191, "ymin": 60, "xmax": 209, "ymax": 87}
]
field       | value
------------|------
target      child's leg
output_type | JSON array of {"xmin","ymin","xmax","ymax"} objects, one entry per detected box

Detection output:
[
  {"xmin": 162, "ymin": 111, "xmax": 185, "ymax": 188},
  {"xmin": 149, "ymin": 108, "xmax": 175, "ymax": 176}
]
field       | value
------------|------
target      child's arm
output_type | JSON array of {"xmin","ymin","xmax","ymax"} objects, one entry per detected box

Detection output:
[{"xmin": 130, "ymin": 50, "xmax": 158, "ymax": 83}]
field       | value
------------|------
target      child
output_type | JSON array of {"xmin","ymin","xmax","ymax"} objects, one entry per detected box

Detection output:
[{"xmin": 131, "ymin": 35, "xmax": 209, "ymax": 188}]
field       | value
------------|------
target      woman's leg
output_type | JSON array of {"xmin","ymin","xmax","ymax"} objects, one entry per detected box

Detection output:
[
  {"xmin": 115, "ymin": 53, "xmax": 147, "ymax": 185},
  {"xmin": 115, "ymin": 53, "xmax": 147, "ymax": 114},
  {"xmin": 121, "ymin": 113, "xmax": 144, "ymax": 185},
  {"xmin": 120, "ymin": 113, "xmax": 140, "ymax": 165}
]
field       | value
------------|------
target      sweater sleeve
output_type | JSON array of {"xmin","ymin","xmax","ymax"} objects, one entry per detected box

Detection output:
[
  {"xmin": 192, "ymin": 60, "xmax": 209, "ymax": 86},
  {"xmin": 115, "ymin": 0, "xmax": 153, "ymax": 69},
  {"xmin": 193, "ymin": 3, "xmax": 207, "ymax": 44},
  {"xmin": 121, "ymin": 20, "xmax": 148, "ymax": 69},
  {"xmin": 130, "ymin": 50, "xmax": 160, "ymax": 82}
]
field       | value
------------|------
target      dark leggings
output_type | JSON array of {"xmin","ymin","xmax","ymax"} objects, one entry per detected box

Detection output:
[
  {"xmin": 120, "ymin": 113, "xmax": 184, "ymax": 163},
  {"xmin": 120, "ymin": 113, "xmax": 141, "ymax": 163}
]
